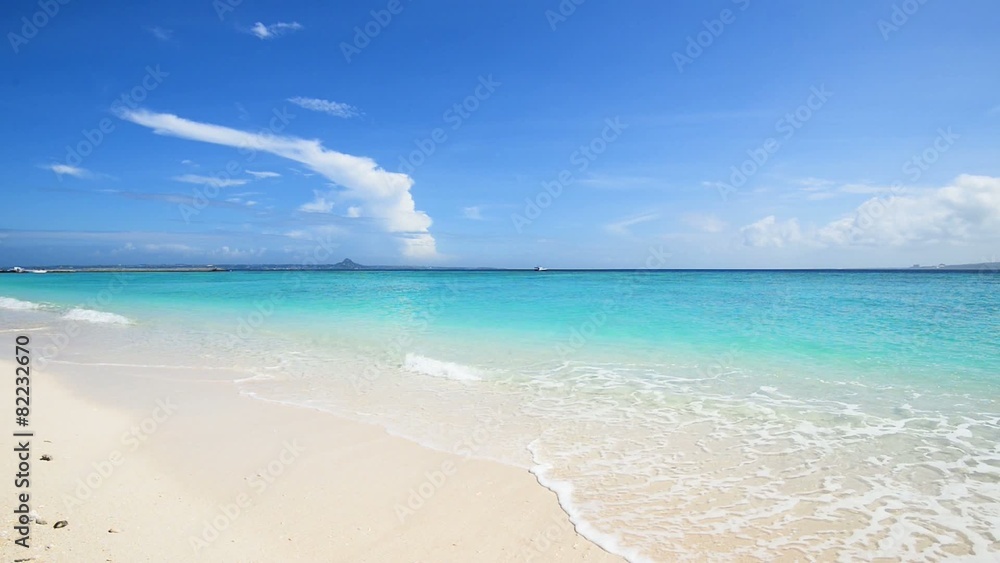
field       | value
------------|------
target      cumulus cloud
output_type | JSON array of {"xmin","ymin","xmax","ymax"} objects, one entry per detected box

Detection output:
[
  {"xmin": 173, "ymin": 174, "xmax": 248, "ymax": 188},
  {"xmin": 116, "ymin": 108, "xmax": 437, "ymax": 258},
  {"xmin": 740, "ymin": 216, "xmax": 803, "ymax": 248},
  {"xmin": 287, "ymin": 97, "xmax": 360, "ymax": 119},
  {"xmin": 249, "ymin": 21, "xmax": 303, "ymax": 39},
  {"xmin": 299, "ymin": 190, "xmax": 335, "ymax": 214},
  {"xmin": 817, "ymin": 174, "xmax": 1000, "ymax": 246},
  {"xmin": 740, "ymin": 175, "xmax": 1000, "ymax": 249}
]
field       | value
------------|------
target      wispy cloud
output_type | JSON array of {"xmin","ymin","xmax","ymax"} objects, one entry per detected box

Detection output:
[
  {"xmin": 146, "ymin": 26, "xmax": 173, "ymax": 41},
  {"xmin": 144, "ymin": 243, "xmax": 196, "ymax": 254},
  {"xmin": 120, "ymin": 109, "xmax": 436, "ymax": 258},
  {"xmin": 604, "ymin": 212, "xmax": 659, "ymax": 236},
  {"xmin": 44, "ymin": 164, "xmax": 92, "ymax": 178},
  {"xmin": 69, "ymin": 187, "xmax": 258, "ymax": 213},
  {"xmin": 287, "ymin": 97, "xmax": 360, "ymax": 119},
  {"xmin": 120, "ymin": 108, "xmax": 436, "ymax": 258},
  {"xmin": 795, "ymin": 177, "xmax": 836, "ymax": 191},
  {"xmin": 795, "ymin": 178, "xmax": 896, "ymax": 201},
  {"xmin": 682, "ymin": 213, "xmax": 727, "ymax": 233},
  {"xmin": 246, "ymin": 170, "xmax": 281, "ymax": 179},
  {"xmin": 212, "ymin": 245, "xmax": 267, "ymax": 259},
  {"xmin": 173, "ymin": 174, "xmax": 248, "ymax": 188},
  {"xmin": 289, "ymin": 167, "xmax": 315, "ymax": 178},
  {"xmin": 579, "ymin": 174, "xmax": 658, "ymax": 190},
  {"xmin": 462, "ymin": 206, "xmax": 484, "ymax": 220},
  {"xmin": 249, "ymin": 21, "xmax": 303, "ymax": 40},
  {"xmin": 226, "ymin": 197, "xmax": 258, "ymax": 207}
]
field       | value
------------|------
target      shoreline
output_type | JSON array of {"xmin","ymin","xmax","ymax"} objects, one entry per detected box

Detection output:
[{"xmin": 0, "ymin": 359, "xmax": 621, "ymax": 562}]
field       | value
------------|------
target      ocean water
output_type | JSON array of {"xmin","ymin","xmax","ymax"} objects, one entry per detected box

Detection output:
[{"xmin": 2, "ymin": 270, "xmax": 999, "ymax": 561}]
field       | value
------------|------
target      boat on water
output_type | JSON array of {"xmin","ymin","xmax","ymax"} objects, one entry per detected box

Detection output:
[
  {"xmin": 9, "ymin": 267, "xmax": 48, "ymax": 274},
  {"xmin": 534, "ymin": 266, "xmax": 548, "ymax": 271}
]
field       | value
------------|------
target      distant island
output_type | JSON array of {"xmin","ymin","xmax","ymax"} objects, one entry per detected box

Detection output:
[{"xmin": 907, "ymin": 262, "xmax": 1000, "ymax": 271}]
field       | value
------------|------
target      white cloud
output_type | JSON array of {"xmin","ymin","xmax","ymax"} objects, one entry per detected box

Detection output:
[
  {"xmin": 817, "ymin": 174, "xmax": 1000, "ymax": 246},
  {"xmin": 604, "ymin": 212, "xmax": 659, "ymax": 236},
  {"xmin": 283, "ymin": 225, "xmax": 345, "ymax": 240},
  {"xmin": 795, "ymin": 177, "xmax": 836, "ymax": 191},
  {"xmin": 287, "ymin": 97, "xmax": 360, "ymax": 119},
  {"xmin": 740, "ymin": 175, "xmax": 1000, "ymax": 249},
  {"xmin": 147, "ymin": 26, "xmax": 173, "ymax": 41},
  {"xmin": 119, "ymin": 108, "xmax": 437, "ymax": 258},
  {"xmin": 346, "ymin": 206, "xmax": 361, "ymax": 218},
  {"xmin": 249, "ymin": 21, "xmax": 303, "ymax": 40},
  {"xmin": 463, "ymin": 206, "xmax": 483, "ymax": 220},
  {"xmin": 144, "ymin": 243, "xmax": 197, "ymax": 254},
  {"xmin": 299, "ymin": 190, "xmax": 335, "ymax": 214},
  {"xmin": 212, "ymin": 246, "xmax": 266, "ymax": 259},
  {"xmin": 837, "ymin": 183, "xmax": 892, "ymax": 195},
  {"xmin": 682, "ymin": 213, "xmax": 727, "ymax": 233},
  {"xmin": 173, "ymin": 174, "xmax": 248, "ymax": 188},
  {"xmin": 740, "ymin": 216, "xmax": 803, "ymax": 248},
  {"xmin": 289, "ymin": 167, "xmax": 315, "ymax": 177},
  {"xmin": 110, "ymin": 242, "xmax": 137, "ymax": 255},
  {"xmin": 225, "ymin": 197, "xmax": 258, "ymax": 208},
  {"xmin": 180, "ymin": 159, "xmax": 196, "ymax": 166},
  {"xmin": 579, "ymin": 174, "xmax": 657, "ymax": 190},
  {"xmin": 246, "ymin": 170, "xmax": 281, "ymax": 179},
  {"xmin": 45, "ymin": 164, "xmax": 91, "ymax": 178}
]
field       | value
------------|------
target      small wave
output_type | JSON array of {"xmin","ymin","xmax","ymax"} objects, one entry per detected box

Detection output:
[
  {"xmin": 0, "ymin": 296, "xmax": 42, "ymax": 311},
  {"xmin": 529, "ymin": 441, "xmax": 652, "ymax": 563},
  {"xmin": 62, "ymin": 308, "xmax": 133, "ymax": 325},
  {"xmin": 403, "ymin": 353, "xmax": 482, "ymax": 381}
]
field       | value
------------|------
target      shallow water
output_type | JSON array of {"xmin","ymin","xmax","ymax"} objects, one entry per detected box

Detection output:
[{"xmin": 2, "ymin": 270, "xmax": 998, "ymax": 561}]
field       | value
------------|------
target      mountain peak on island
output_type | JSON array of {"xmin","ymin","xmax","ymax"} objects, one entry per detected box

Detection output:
[{"xmin": 332, "ymin": 258, "xmax": 364, "ymax": 270}]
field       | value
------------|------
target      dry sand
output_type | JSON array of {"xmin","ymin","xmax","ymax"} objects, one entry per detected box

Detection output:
[{"xmin": 0, "ymin": 359, "xmax": 622, "ymax": 562}]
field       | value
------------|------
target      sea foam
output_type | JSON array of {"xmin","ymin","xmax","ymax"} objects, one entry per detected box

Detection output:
[
  {"xmin": 403, "ymin": 353, "xmax": 482, "ymax": 381},
  {"xmin": 62, "ymin": 308, "xmax": 133, "ymax": 325},
  {"xmin": 0, "ymin": 296, "xmax": 42, "ymax": 310}
]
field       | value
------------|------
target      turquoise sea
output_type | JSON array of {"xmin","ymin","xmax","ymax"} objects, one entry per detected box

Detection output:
[{"xmin": 2, "ymin": 270, "xmax": 999, "ymax": 560}]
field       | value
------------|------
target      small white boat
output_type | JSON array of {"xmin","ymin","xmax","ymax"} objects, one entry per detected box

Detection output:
[{"xmin": 534, "ymin": 266, "xmax": 548, "ymax": 271}]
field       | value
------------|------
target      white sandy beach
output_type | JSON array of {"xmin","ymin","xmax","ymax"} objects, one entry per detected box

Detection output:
[{"xmin": 0, "ymin": 359, "xmax": 621, "ymax": 562}]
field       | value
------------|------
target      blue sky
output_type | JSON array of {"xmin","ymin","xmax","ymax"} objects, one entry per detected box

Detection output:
[{"xmin": 2, "ymin": 0, "xmax": 999, "ymax": 268}]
